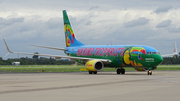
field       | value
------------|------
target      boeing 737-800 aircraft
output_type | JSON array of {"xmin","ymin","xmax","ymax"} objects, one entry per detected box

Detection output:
[{"xmin": 3, "ymin": 10, "xmax": 177, "ymax": 75}]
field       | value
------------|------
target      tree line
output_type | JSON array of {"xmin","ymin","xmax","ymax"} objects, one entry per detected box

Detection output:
[
  {"xmin": 0, "ymin": 57, "xmax": 75, "ymax": 65},
  {"xmin": 161, "ymin": 56, "xmax": 180, "ymax": 64},
  {"xmin": 0, "ymin": 56, "xmax": 179, "ymax": 65}
]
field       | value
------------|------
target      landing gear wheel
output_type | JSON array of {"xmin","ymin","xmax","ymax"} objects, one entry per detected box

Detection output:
[
  {"xmin": 147, "ymin": 70, "xmax": 152, "ymax": 75},
  {"xmin": 89, "ymin": 71, "xmax": 97, "ymax": 74},
  {"xmin": 117, "ymin": 68, "xmax": 125, "ymax": 74},
  {"xmin": 121, "ymin": 69, "xmax": 125, "ymax": 74},
  {"xmin": 89, "ymin": 71, "xmax": 93, "ymax": 74},
  {"xmin": 150, "ymin": 71, "xmax": 152, "ymax": 75},
  {"xmin": 117, "ymin": 69, "xmax": 121, "ymax": 74}
]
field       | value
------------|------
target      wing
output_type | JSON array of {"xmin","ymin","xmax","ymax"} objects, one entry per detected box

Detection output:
[
  {"xmin": 161, "ymin": 54, "xmax": 176, "ymax": 57},
  {"xmin": 161, "ymin": 42, "xmax": 178, "ymax": 57},
  {"xmin": 30, "ymin": 45, "xmax": 67, "ymax": 51},
  {"xmin": 3, "ymin": 39, "xmax": 111, "ymax": 64}
]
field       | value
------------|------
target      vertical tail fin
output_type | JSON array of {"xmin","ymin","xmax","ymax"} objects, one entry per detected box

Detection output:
[
  {"xmin": 63, "ymin": 10, "xmax": 84, "ymax": 47},
  {"xmin": 174, "ymin": 42, "xmax": 178, "ymax": 55}
]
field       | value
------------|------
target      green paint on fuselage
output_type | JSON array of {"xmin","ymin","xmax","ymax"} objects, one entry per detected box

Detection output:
[{"xmin": 67, "ymin": 45, "xmax": 163, "ymax": 70}]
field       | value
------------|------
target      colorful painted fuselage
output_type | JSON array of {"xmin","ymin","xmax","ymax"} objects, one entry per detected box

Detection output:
[
  {"xmin": 65, "ymin": 45, "xmax": 163, "ymax": 69},
  {"xmin": 63, "ymin": 10, "xmax": 163, "ymax": 70}
]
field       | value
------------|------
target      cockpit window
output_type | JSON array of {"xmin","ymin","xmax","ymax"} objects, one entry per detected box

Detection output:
[{"xmin": 147, "ymin": 52, "xmax": 160, "ymax": 54}]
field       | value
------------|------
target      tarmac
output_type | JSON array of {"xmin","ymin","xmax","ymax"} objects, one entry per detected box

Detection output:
[{"xmin": 0, "ymin": 71, "xmax": 180, "ymax": 101}]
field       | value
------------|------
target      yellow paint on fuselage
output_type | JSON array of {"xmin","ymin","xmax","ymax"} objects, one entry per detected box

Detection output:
[{"xmin": 124, "ymin": 50, "xmax": 130, "ymax": 65}]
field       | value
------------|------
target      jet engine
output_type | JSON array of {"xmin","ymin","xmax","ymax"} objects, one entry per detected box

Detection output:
[{"xmin": 85, "ymin": 60, "xmax": 104, "ymax": 72}]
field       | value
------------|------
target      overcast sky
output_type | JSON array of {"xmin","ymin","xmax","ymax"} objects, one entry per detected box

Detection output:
[{"xmin": 0, "ymin": 0, "xmax": 180, "ymax": 59}]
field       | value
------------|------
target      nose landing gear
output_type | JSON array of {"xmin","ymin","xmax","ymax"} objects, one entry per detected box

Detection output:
[{"xmin": 147, "ymin": 70, "xmax": 152, "ymax": 75}]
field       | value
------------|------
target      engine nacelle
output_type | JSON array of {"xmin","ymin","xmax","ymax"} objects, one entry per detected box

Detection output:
[{"xmin": 85, "ymin": 60, "xmax": 104, "ymax": 72}]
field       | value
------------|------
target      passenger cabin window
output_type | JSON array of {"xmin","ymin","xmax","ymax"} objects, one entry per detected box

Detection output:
[{"xmin": 147, "ymin": 52, "xmax": 160, "ymax": 55}]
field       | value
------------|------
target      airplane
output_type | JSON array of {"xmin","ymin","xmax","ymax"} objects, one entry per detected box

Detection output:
[{"xmin": 3, "ymin": 10, "xmax": 178, "ymax": 75}]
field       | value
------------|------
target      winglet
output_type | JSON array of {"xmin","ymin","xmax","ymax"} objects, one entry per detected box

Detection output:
[{"xmin": 3, "ymin": 39, "xmax": 13, "ymax": 53}]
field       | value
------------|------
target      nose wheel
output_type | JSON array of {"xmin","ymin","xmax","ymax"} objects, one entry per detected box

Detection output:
[{"xmin": 147, "ymin": 70, "xmax": 152, "ymax": 75}]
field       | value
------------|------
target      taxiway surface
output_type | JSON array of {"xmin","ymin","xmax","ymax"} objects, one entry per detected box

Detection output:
[{"xmin": 0, "ymin": 71, "xmax": 180, "ymax": 101}]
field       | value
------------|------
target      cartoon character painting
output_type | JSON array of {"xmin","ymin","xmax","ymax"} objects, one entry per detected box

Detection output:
[
  {"xmin": 123, "ymin": 47, "xmax": 146, "ymax": 67},
  {"xmin": 64, "ymin": 24, "xmax": 75, "ymax": 47}
]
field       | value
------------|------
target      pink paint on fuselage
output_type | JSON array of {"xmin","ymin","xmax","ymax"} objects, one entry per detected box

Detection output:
[{"xmin": 77, "ymin": 47, "xmax": 125, "ymax": 57}]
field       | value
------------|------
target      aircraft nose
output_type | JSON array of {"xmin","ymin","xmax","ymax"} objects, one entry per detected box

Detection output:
[{"xmin": 155, "ymin": 55, "xmax": 163, "ymax": 65}]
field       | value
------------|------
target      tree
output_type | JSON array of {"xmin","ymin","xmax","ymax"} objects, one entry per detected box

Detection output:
[
  {"xmin": 32, "ymin": 52, "xmax": 39, "ymax": 59},
  {"xmin": 0, "ymin": 57, "xmax": 3, "ymax": 65}
]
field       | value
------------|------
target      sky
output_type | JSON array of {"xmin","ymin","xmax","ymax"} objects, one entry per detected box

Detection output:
[{"xmin": 0, "ymin": 0, "xmax": 180, "ymax": 59}]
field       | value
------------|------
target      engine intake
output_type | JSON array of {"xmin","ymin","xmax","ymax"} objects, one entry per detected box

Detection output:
[{"xmin": 85, "ymin": 60, "xmax": 104, "ymax": 72}]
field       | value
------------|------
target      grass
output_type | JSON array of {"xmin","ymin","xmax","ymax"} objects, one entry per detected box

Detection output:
[
  {"xmin": 156, "ymin": 65, "xmax": 180, "ymax": 71},
  {"xmin": 0, "ymin": 65, "xmax": 85, "ymax": 73},
  {"xmin": 0, "ymin": 65, "xmax": 180, "ymax": 73}
]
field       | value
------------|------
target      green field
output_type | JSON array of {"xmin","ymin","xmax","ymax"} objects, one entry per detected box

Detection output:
[{"xmin": 0, "ymin": 65, "xmax": 180, "ymax": 73}]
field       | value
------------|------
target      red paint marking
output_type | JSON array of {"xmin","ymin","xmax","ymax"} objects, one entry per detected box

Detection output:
[
  {"xmin": 140, "ymin": 49, "xmax": 146, "ymax": 55},
  {"xmin": 72, "ymin": 34, "xmax": 75, "ymax": 38},
  {"xmin": 141, "ymin": 57, "xmax": 144, "ymax": 61},
  {"xmin": 131, "ymin": 50, "xmax": 139, "ymax": 52}
]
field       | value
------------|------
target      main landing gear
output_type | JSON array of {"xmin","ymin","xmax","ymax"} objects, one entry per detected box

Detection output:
[
  {"xmin": 89, "ymin": 71, "xmax": 97, "ymax": 74},
  {"xmin": 116, "ymin": 68, "xmax": 125, "ymax": 74},
  {"xmin": 147, "ymin": 70, "xmax": 152, "ymax": 75}
]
